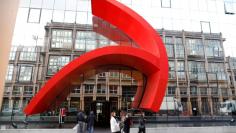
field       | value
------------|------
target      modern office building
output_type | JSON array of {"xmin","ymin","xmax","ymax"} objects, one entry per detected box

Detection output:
[
  {"xmin": 2, "ymin": 21, "xmax": 236, "ymax": 117},
  {"xmin": 1, "ymin": 0, "xmax": 236, "ymax": 118}
]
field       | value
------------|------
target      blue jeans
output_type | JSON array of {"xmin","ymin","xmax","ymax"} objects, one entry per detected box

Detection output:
[
  {"xmin": 88, "ymin": 126, "xmax": 94, "ymax": 133},
  {"xmin": 77, "ymin": 121, "xmax": 84, "ymax": 133}
]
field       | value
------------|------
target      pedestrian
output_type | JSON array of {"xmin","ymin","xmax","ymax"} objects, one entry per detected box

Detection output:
[
  {"xmin": 123, "ymin": 114, "xmax": 132, "ymax": 133},
  {"xmin": 110, "ymin": 111, "xmax": 121, "ymax": 133},
  {"xmin": 87, "ymin": 111, "xmax": 95, "ymax": 133},
  {"xmin": 138, "ymin": 112, "xmax": 146, "ymax": 133},
  {"xmin": 77, "ymin": 109, "xmax": 86, "ymax": 133}
]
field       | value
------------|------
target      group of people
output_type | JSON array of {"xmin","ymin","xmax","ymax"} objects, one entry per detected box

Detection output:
[
  {"xmin": 110, "ymin": 111, "xmax": 146, "ymax": 133},
  {"xmin": 76, "ymin": 110, "xmax": 95, "ymax": 133},
  {"xmin": 76, "ymin": 109, "xmax": 146, "ymax": 133}
]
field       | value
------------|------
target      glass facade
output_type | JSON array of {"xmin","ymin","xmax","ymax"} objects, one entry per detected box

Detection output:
[
  {"xmin": 5, "ymin": 64, "xmax": 14, "ymax": 81},
  {"xmin": 51, "ymin": 29, "xmax": 72, "ymax": 49},
  {"xmin": 18, "ymin": 65, "xmax": 33, "ymax": 82},
  {"xmin": 48, "ymin": 56, "xmax": 70, "ymax": 75}
]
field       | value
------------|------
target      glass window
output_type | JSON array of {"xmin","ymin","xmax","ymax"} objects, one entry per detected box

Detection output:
[
  {"xmin": 84, "ymin": 84, "xmax": 94, "ymax": 93},
  {"xmin": 180, "ymin": 88, "xmax": 187, "ymax": 95},
  {"xmin": 75, "ymin": 31, "xmax": 98, "ymax": 51},
  {"xmin": 200, "ymin": 21, "xmax": 211, "ymax": 33},
  {"xmin": 205, "ymin": 40, "xmax": 223, "ymax": 58},
  {"xmin": 98, "ymin": 73, "xmax": 106, "ymax": 78},
  {"xmin": 30, "ymin": 0, "xmax": 43, "ymax": 8},
  {"xmin": 221, "ymin": 88, "xmax": 228, "ymax": 96},
  {"xmin": 186, "ymin": 38, "xmax": 204, "ymax": 56},
  {"xmin": 23, "ymin": 86, "xmax": 33, "ymax": 95},
  {"xmin": 19, "ymin": 65, "xmax": 33, "ymax": 82},
  {"xmin": 188, "ymin": 61, "xmax": 206, "ymax": 80},
  {"xmin": 5, "ymin": 64, "xmax": 14, "ymax": 81},
  {"xmin": 211, "ymin": 88, "xmax": 218, "ymax": 95},
  {"xmin": 167, "ymin": 86, "xmax": 176, "ymax": 95},
  {"xmin": 177, "ymin": 61, "xmax": 186, "ymax": 80},
  {"xmin": 13, "ymin": 100, "xmax": 20, "ymax": 111},
  {"xmin": 168, "ymin": 61, "xmax": 176, "ymax": 79},
  {"xmin": 72, "ymin": 86, "xmax": 81, "ymax": 93},
  {"xmin": 66, "ymin": 0, "xmax": 77, "ymax": 11},
  {"xmin": 9, "ymin": 46, "xmax": 17, "ymax": 60},
  {"xmin": 109, "ymin": 85, "xmax": 118, "ymax": 94},
  {"xmin": 54, "ymin": 0, "xmax": 65, "ymax": 10},
  {"xmin": 27, "ymin": 8, "xmax": 42, "ymax": 23},
  {"xmin": 19, "ymin": 47, "xmax": 37, "ymax": 61},
  {"xmin": 200, "ymin": 88, "xmax": 207, "ymax": 95},
  {"xmin": 224, "ymin": 0, "xmax": 236, "ymax": 14},
  {"xmin": 4, "ymin": 86, "xmax": 11, "ymax": 95},
  {"xmin": 208, "ymin": 63, "xmax": 227, "ymax": 80},
  {"xmin": 164, "ymin": 37, "xmax": 174, "ymax": 57},
  {"xmin": 161, "ymin": 0, "xmax": 171, "ymax": 8},
  {"xmin": 175, "ymin": 38, "xmax": 184, "ymax": 58},
  {"xmin": 190, "ymin": 86, "xmax": 198, "ymax": 95},
  {"xmin": 230, "ymin": 58, "xmax": 236, "ymax": 69},
  {"xmin": 42, "ymin": 0, "xmax": 54, "ymax": 9},
  {"xmin": 2, "ymin": 99, "xmax": 10, "ymax": 112},
  {"xmin": 51, "ymin": 29, "xmax": 72, "ymax": 49},
  {"xmin": 12, "ymin": 86, "xmax": 23, "ymax": 96},
  {"xmin": 97, "ymin": 84, "xmax": 106, "ymax": 94},
  {"xmin": 48, "ymin": 56, "xmax": 70, "ymax": 75},
  {"xmin": 109, "ymin": 72, "xmax": 119, "ymax": 78}
]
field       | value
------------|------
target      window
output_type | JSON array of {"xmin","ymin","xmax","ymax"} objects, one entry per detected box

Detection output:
[
  {"xmin": 175, "ymin": 38, "xmax": 184, "ymax": 58},
  {"xmin": 205, "ymin": 40, "xmax": 223, "ymax": 58},
  {"xmin": 109, "ymin": 85, "xmax": 118, "ymax": 94},
  {"xmin": 13, "ymin": 100, "xmax": 20, "ymax": 111},
  {"xmin": 211, "ymin": 88, "xmax": 218, "ymax": 95},
  {"xmin": 5, "ymin": 64, "xmax": 14, "ymax": 81},
  {"xmin": 4, "ymin": 86, "xmax": 11, "ymax": 95},
  {"xmin": 208, "ymin": 63, "xmax": 227, "ymax": 80},
  {"xmin": 9, "ymin": 46, "xmax": 17, "ymax": 60},
  {"xmin": 186, "ymin": 39, "xmax": 204, "ymax": 56},
  {"xmin": 177, "ymin": 61, "xmax": 185, "ymax": 80},
  {"xmin": 23, "ymin": 86, "xmax": 33, "ymax": 95},
  {"xmin": 161, "ymin": 0, "xmax": 171, "ymax": 8},
  {"xmin": 200, "ymin": 88, "xmax": 207, "ymax": 95},
  {"xmin": 98, "ymin": 73, "xmax": 106, "ymax": 78},
  {"xmin": 167, "ymin": 87, "xmax": 176, "ymax": 95},
  {"xmin": 200, "ymin": 21, "xmax": 211, "ymax": 33},
  {"xmin": 180, "ymin": 88, "xmax": 187, "ymax": 95},
  {"xmin": 224, "ymin": 0, "xmax": 236, "ymax": 14},
  {"xmin": 48, "ymin": 56, "xmax": 70, "ymax": 75},
  {"xmin": 109, "ymin": 72, "xmax": 119, "ymax": 78},
  {"xmin": 72, "ymin": 86, "xmax": 81, "ymax": 94},
  {"xmin": 51, "ymin": 29, "xmax": 72, "ymax": 49},
  {"xmin": 2, "ymin": 99, "xmax": 10, "ymax": 112},
  {"xmin": 27, "ymin": 8, "xmax": 41, "ymax": 23},
  {"xmin": 18, "ymin": 65, "xmax": 33, "ymax": 82},
  {"xmin": 75, "ymin": 31, "xmax": 98, "ymax": 51},
  {"xmin": 97, "ymin": 84, "xmax": 106, "ymax": 94},
  {"xmin": 12, "ymin": 86, "xmax": 23, "ymax": 96},
  {"xmin": 20, "ymin": 47, "xmax": 37, "ymax": 61},
  {"xmin": 221, "ymin": 88, "xmax": 228, "ymax": 96},
  {"xmin": 229, "ymin": 58, "xmax": 236, "ymax": 69},
  {"xmin": 190, "ymin": 86, "xmax": 198, "ymax": 95},
  {"xmin": 188, "ymin": 61, "xmax": 206, "ymax": 80},
  {"xmin": 84, "ymin": 84, "xmax": 94, "ymax": 93},
  {"xmin": 164, "ymin": 37, "xmax": 174, "ymax": 57},
  {"xmin": 168, "ymin": 61, "xmax": 176, "ymax": 79}
]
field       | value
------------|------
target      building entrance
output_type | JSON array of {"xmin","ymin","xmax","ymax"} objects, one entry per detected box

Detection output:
[{"xmin": 90, "ymin": 101, "xmax": 111, "ymax": 127}]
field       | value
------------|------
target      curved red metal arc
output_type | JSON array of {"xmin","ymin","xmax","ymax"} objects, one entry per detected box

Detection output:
[{"xmin": 24, "ymin": 0, "xmax": 168, "ymax": 115}]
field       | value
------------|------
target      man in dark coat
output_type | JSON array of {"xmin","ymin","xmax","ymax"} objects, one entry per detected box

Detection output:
[{"xmin": 87, "ymin": 111, "xmax": 95, "ymax": 133}]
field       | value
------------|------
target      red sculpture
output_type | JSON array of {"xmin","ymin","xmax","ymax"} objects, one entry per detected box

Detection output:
[{"xmin": 24, "ymin": 0, "xmax": 168, "ymax": 115}]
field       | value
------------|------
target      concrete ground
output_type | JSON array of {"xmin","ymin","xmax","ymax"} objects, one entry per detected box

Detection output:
[{"xmin": 2, "ymin": 127, "xmax": 236, "ymax": 133}]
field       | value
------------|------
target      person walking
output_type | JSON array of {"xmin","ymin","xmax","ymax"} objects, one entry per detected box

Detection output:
[
  {"xmin": 87, "ymin": 111, "xmax": 95, "ymax": 133},
  {"xmin": 110, "ymin": 111, "xmax": 121, "ymax": 133},
  {"xmin": 138, "ymin": 112, "xmax": 146, "ymax": 133},
  {"xmin": 123, "ymin": 114, "xmax": 132, "ymax": 133},
  {"xmin": 77, "ymin": 109, "xmax": 86, "ymax": 133}
]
